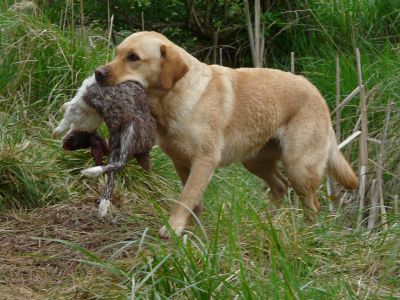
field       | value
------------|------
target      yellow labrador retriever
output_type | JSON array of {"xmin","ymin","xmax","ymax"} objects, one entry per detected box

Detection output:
[{"xmin": 94, "ymin": 31, "xmax": 358, "ymax": 238}]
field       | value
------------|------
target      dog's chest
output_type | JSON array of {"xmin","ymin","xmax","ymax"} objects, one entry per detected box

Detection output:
[{"xmin": 157, "ymin": 117, "xmax": 201, "ymax": 162}]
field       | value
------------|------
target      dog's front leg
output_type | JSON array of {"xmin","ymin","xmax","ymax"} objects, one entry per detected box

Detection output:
[{"xmin": 159, "ymin": 155, "xmax": 219, "ymax": 239}]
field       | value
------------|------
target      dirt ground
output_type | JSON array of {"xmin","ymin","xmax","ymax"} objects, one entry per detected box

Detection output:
[{"xmin": 0, "ymin": 196, "xmax": 157, "ymax": 299}]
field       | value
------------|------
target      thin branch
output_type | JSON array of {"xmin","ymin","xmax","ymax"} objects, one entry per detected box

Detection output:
[
  {"xmin": 331, "ymin": 86, "xmax": 360, "ymax": 115},
  {"xmin": 260, "ymin": 22, "xmax": 265, "ymax": 66},
  {"xmin": 327, "ymin": 176, "xmax": 335, "ymax": 212},
  {"xmin": 290, "ymin": 52, "xmax": 295, "ymax": 74},
  {"xmin": 356, "ymin": 48, "xmax": 369, "ymax": 228},
  {"xmin": 376, "ymin": 101, "xmax": 393, "ymax": 230},
  {"xmin": 367, "ymin": 179, "xmax": 378, "ymax": 230},
  {"xmin": 212, "ymin": 30, "xmax": 218, "ymax": 64},
  {"xmin": 335, "ymin": 54, "xmax": 341, "ymax": 142},
  {"xmin": 338, "ymin": 131, "xmax": 361, "ymax": 149},
  {"xmin": 254, "ymin": 0, "xmax": 260, "ymax": 67},
  {"xmin": 244, "ymin": 0, "xmax": 256, "ymax": 66}
]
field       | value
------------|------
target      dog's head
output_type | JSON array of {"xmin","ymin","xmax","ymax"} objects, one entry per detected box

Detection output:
[{"xmin": 95, "ymin": 31, "xmax": 189, "ymax": 91}]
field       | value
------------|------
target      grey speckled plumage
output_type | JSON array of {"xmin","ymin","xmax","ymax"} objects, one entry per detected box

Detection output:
[
  {"xmin": 83, "ymin": 80, "xmax": 155, "ymax": 169},
  {"xmin": 82, "ymin": 80, "xmax": 156, "ymax": 212}
]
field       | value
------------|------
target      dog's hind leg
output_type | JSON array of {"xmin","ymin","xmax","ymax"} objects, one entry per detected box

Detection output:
[
  {"xmin": 244, "ymin": 161, "xmax": 288, "ymax": 212},
  {"xmin": 242, "ymin": 139, "xmax": 288, "ymax": 214},
  {"xmin": 283, "ymin": 160, "xmax": 323, "ymax": 224},
  {"xmin": 279, "ymin": 111, "xmax": 330, "ymax": 224}
]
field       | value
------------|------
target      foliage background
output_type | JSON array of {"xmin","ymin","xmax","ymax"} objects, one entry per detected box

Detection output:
[{"xmin": 0, "ymin": 0, "xmax": 399, "ymax": 299}]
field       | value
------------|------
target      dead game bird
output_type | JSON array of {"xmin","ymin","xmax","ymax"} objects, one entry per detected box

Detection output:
[{"xmin": 53, "ymin": 77, "xmax": 156, "ymax": 217}]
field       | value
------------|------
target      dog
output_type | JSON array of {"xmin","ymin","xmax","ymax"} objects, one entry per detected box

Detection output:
[
  {"xmin": 53, "ymin": 78, "xmax": 155, "ymax": 217},
  {"xmin": 94, "ymin": 31, "xmax": 359, "ymax": 238}
]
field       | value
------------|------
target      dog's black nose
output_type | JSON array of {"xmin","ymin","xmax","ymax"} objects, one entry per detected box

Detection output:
[{"xmin": 95, "ymin": 68, "xmax": 108, "ymax": 84}]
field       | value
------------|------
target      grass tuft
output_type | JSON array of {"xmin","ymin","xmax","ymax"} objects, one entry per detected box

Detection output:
[{"xmin": 0, "ymin": 1, "xmax": 399, "ymax": 299}]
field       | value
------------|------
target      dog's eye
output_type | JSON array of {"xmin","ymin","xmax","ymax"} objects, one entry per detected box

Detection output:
[{"xmin": 127, "ymin": 53, "xmax": 140, "ymax": 62}]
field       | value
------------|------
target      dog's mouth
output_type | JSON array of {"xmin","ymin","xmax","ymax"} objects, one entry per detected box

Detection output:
[
  {"xmin": 124, "ymin": 80, "xmax": 144, "ymax": 88},
  {"xmin": 94, "ymin": 65, "xmax": 146, "ymax": 89},
  {"xmin": 95, "ymin": 77, "xmax": 116, "ymax": 87},
  {"xmin": 96, "ymin": 77, "xmax": 144, "ymax": 89}
]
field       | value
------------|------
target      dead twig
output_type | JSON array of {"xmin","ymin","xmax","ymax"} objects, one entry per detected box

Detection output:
[
  {"xmin": 291, "ymin": 52, "xmax": 295, "ymax": 74},
  {"xmin": 338, "ymin": 131, "xmax": 361, "ymax": 149},
  {"xmin": 356, "ymin": 49, "xmax": 369, "ymax": 228},
  {"xmin": 331, "ymin": 86, "xmax": 361, "ymax": 116},
  {"xmin": 367, "ymin": 179, "xmax": 378, "ymax": 230},
  {"xmin": 243, "ymin": 0, "xmax": 264, "ymax": 67},
  {"xmin": 335, "ymin": 54, "xmax": 341, "ymax": 142},
  {"xmin": 375, "ymin": 101, "xmax": 393, "ymax": 230},
  {"xmin": 243, "ymin": 0, "xmax": 256, "ymax": 66}
]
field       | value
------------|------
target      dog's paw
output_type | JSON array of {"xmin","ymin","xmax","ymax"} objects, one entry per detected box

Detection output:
[
  {"xmin": 82, "ymin": 166, "xmax": 104, "ymax": 178},
  {"xmin": 98, "ymin": 198, "xmax": 111, "ymax": 217},
  {"xmin": 158, "ymin": 223, "xmax": 185, "ymax": 239}
]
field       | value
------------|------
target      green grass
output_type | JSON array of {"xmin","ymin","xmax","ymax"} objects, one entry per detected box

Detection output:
[
  {"xmin": 0, "ymin": 2, "xmax": 399, "ymax": 299},
  {"xmin": 30, "ymin": 169, "xmax": 399, "ymax": 299}
]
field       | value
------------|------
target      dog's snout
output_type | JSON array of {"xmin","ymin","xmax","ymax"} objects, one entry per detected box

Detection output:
[{"xmin": 95, "ymin": 68, "xmax": 108, "ymax": 84}]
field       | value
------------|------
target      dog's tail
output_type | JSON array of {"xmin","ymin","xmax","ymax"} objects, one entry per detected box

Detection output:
[{"xmin": 327, "ymin": 130, "xmax": 359, "ymax": 190}]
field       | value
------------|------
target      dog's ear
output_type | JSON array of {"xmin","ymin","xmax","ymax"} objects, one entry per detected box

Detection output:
[{"xmin": 160, "ymin": 45, "xmax": 189, "ymax": 90}]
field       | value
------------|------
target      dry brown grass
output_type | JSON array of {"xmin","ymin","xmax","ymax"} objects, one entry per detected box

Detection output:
[{"xmin": 0, "ymin": 194, "xmax": 161, "ymax": 299}]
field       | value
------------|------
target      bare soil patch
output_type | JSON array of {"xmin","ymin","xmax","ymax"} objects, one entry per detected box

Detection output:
[{"xmin": 0, "ymin": 197, "xmax": 153, "ymax": 299}]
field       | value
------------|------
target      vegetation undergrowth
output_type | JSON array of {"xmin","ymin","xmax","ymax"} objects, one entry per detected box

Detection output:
[{"xmin": 0, "ymin": 1, "xmax": 399, "ymax": 299}]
